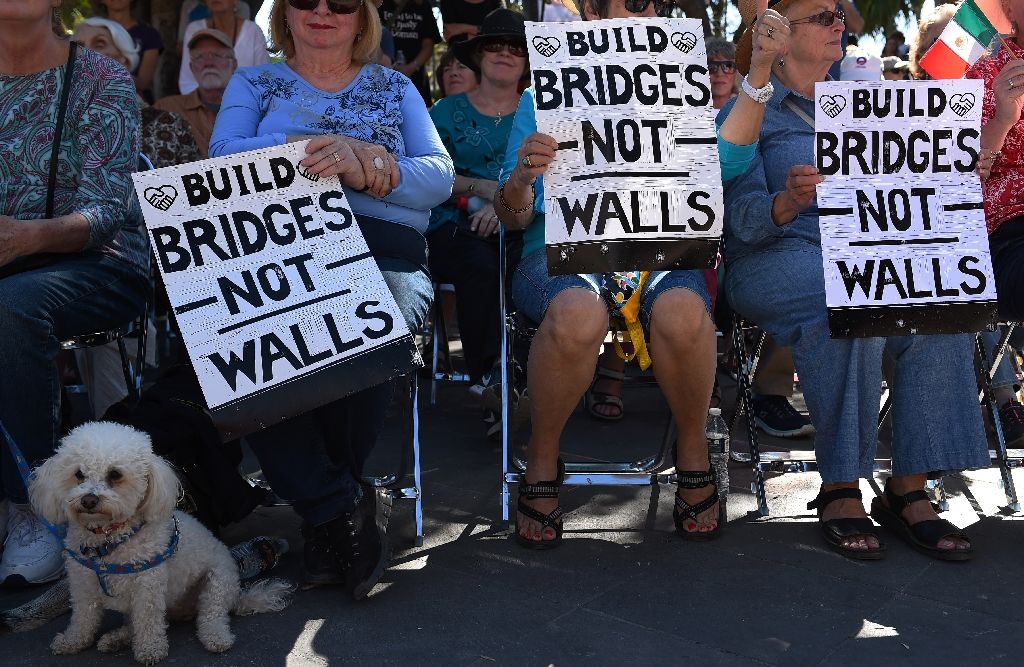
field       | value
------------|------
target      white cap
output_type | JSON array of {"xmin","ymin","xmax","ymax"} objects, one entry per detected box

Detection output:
[{"xmin": 840, "ymin": 50, "xmax": 883, "ymax": 81}]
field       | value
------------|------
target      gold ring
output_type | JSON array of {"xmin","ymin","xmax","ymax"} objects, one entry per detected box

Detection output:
[
  {"xmin": 522, "ymin": 155, "xmax": 533, "ymax": 168},
  {"xmin": 333, "ymin": 152, "xmax": 341, "ymax": 163}
]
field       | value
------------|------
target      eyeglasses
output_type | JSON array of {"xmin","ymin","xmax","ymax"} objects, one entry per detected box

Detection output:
[
  {"xmin": 622, "ymin": 0, "xmax": 672, "ymax": 14},
  {"xmin": 708, "ymin": 60, "xmax": 736, "ymax": 74},
  {"xmin": 192, "ymin": 52, "xmax": 236, "ymax": 64},
  {"xmin": 287, "ymin": 0, "xmax": 364, "ymax": 15},
  {"xmin": 789, "ymin": 7, "xmax": 845, "ymax": 27},
  {"xmin": 481, "ymin": 38, "xmax": 528, "ymax": 58}
]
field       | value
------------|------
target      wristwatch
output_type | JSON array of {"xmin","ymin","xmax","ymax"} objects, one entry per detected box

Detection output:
[{"xmin": 741, "ymin": 76, "xmax": 774, "ymax": 104}]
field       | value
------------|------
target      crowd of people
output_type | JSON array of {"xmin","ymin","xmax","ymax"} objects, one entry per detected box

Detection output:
[{"xmin": 1, "ymin": 0, "xmax": 1022, "ymax": 606}]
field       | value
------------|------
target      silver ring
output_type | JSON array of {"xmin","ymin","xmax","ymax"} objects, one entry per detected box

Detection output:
[
  {"xmin": 373, "ymin": 156, "xmax": 385, "ymax": 170},
  {"xmin": 332, "ymin": 152, "xmax": 341, "ymax": 163},
  {"xmin": 766, "ymin": 26, "xmax": 775, "ymax": 37}
]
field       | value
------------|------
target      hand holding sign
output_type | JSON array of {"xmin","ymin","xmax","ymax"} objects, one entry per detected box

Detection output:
[
  {"xmin": 773, "ymin": 165, "xmax": 824, "ymax": 225},
  {"xmin": 512, "ymin": 132, "xmax": 558, "ymax": 187}
]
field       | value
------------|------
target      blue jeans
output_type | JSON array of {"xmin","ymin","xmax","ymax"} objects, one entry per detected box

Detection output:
[
  {"xmin": 0, "ymin": 253, "xmax": 149, "ymax": 503},
  {"xmin": 244, "ymin": 258, "xmax": 432, "ymax": 526},
  {"xmin": 511, "ymin": 250, "xmax": 713, "ymax": 330},
  {"xmin": 727, "ymin": 243, "xmax": 989, "ymax": 482}
]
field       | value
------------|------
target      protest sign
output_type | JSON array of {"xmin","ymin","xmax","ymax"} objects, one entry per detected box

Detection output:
[
  {"xmin": 133, "ymin": 143, "xmax": 421, "ymax": 439},
  {"xmin": 526, "ymin": 17, "xmax": 722, "ymax": 274},
  {"xmin": 815, "ymin": 79, "xmax": 997, "ymax": 337}
]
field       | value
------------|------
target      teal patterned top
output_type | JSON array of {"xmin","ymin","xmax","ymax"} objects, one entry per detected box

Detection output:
[
  {"xmin": 428, "ymin": 92, "xmax": 514, "ymax": 233},
  {"xmin": 0, "ymin": 46, "xmax": 148, "ymax": 274}
]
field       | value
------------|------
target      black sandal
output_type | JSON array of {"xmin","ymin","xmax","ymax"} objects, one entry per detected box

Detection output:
[
  {"xmin": 870, "ymin": 482, "xmax": 974, "ymax": 562},
  {"xmin": 807, "ymin": 488, "xmax": 886, "ymax": 560},
  {"xmin": 515, "ymin": 458, "xmax": 565, "ymax": 550},
  {"xmin": 674, "ymin": 469, "xmax": 722, "ymax": 541}
]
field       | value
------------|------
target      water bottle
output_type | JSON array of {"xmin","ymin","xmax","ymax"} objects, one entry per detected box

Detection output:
[
  {"xmin": 705, "ymin": 407, "xmax": 729, "ymax": 517},
  {"xmin": 230, "ymin": 536, "xmax": 289, "ymax": 581}
]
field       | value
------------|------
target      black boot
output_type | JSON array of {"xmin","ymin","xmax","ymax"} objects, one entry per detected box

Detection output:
[
  {"xmin": 338, "ymin": 487, "xmax": 392, "ymax": 601},
  {"xmin": 300, "ymin": 520, "xmax": 346, "ymax": 586}
]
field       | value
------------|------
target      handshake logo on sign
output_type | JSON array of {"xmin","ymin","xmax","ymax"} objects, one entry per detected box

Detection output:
[
  {"xmin": 670, "ymin": 32, "xmax": 697, "ymax": 54},
  {"xmin": 532, "ymin": 36, "xmax": 561, "ymax": 57},
  {"xmin": 818, "ymin": 94, "xmax": 847, "ymax": 119},
  {"xmin": 949, "ymin": 93, "xmax": 975, "ymax": 117},
  {"xmin": 144, "ymin": 185, "xmax": 177, "ymax": 211}
]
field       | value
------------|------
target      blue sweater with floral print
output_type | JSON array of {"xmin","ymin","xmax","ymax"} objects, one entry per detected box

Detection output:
[{"xmin": 210, "ymin": 62, "xmax": 454, "ymax": 234}]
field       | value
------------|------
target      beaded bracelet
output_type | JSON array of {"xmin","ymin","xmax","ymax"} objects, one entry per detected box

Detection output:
[{"xmin": 497, "ymin": 181, "xmax": 534, "ymax": 214}]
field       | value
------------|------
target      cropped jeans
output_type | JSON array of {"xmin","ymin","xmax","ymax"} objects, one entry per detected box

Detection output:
[
  {"xmin": 0, "ymin": 252, "xmax": 149, "ymax": 503},
  {"xmin": 245, "ymin": 258, "xmax": 432, "ymax": 526},
  {"xmin": 726, "ymin": 242, "xmax": 990, "ymax": 483}
]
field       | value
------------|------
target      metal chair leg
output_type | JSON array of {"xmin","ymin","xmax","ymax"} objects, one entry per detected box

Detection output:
[
  {"xmin": 430, "ymin": 293, "xmax": 441, "ymax": 406},
  {"xmin": 499, "ymin": 227, "xmax": 511, "ymax": 531},
  {"xmin": 410, "ymin": 374, "xmax": 423, "ymax": 546},
  {"xmin": 977, "ymin": 333, "xmax": 1021, "ymax": 511},
  {"xmin": 733, "ymin": 318, "xmax": 769, "ymax": 516}
]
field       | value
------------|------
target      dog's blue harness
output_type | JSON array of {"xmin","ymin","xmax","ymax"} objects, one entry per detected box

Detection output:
[{"xmin": 1, "ymin": 420, "xmax": 180, "ymax": 596}]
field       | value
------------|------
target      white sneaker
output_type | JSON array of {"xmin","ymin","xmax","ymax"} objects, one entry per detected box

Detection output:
[{"xmin": 0, "ymin": 503, "xmax": 64, "ymax": 586}]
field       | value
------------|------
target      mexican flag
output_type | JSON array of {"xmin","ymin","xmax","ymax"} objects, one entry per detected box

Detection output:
[{"xmin": 919, "ymin": 0, "xmax": 998, "ymax": 79}]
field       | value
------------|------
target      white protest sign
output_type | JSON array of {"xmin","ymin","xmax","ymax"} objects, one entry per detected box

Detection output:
[
  {"xmin": 526, "ymin": 17, "xmax": 722, "ymax": 275},
  {"xmin": 815, "ymin": 79, "xmax": 997, "ymax": 337},
  {"xmin": 133, "ymin": 143, "xmax": 421, "ymax": 439}
]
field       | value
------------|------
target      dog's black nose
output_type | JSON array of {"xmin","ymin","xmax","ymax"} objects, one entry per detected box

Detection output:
[{"xmin": 80, "ymin": 494, "xmax": 99, "ymax": 511}]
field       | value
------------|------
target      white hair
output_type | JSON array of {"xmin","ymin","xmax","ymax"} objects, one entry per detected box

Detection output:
[{"xmin": 78, "ymin": 17, "xmax": 140, "ymax": 71}]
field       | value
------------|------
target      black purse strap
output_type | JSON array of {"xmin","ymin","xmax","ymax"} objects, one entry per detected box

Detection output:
[{"xmin": 46, "ymin": 41, "xmax": 77, "ymax": 219}]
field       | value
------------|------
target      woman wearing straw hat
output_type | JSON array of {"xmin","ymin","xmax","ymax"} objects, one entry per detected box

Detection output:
[
  {"xmin": 719, "ymin": 0, "xmax": 988, "ymax": 561},
  {"xmin": 494, "ymin": 0, "xmax": 790, "ymax": 549}
]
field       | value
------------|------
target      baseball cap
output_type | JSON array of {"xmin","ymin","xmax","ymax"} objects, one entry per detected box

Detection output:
[
  {"xmin": 188, "ymin": 28, "xmax": 233, "ymax": 51},
  {"xmin": 840, "ymin": 50, "xmax": 883, "ymax": 81}
]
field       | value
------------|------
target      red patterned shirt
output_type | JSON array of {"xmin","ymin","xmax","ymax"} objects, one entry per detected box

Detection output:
[{"xmin": 967, "ymin": 40, "xmax": 1024, "ymax": 234}]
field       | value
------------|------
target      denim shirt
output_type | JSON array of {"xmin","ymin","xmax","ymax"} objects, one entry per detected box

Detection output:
[{"xmin": 717, "ymin": 75, "xmax": 821, "ymax": 263}]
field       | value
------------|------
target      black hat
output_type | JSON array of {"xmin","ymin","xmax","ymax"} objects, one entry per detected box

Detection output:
[{"xmin": 452, "ymin": 8, "xmax": 526, "ymax": 73}]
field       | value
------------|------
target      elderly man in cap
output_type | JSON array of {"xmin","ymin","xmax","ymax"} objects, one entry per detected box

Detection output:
[{"xmin": 155, "ymin": 28, "xmax": 237, "ymax": 158}]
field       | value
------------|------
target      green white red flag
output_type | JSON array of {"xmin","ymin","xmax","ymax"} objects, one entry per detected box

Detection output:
[{"xmin": 919, "ymin": 0, "xmax": 998, "ymax": 79}]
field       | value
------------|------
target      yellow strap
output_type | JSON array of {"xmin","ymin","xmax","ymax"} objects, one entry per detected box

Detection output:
[{"xmin": 609, "ymin": 271, "xmax": 652, "ymax": 371}]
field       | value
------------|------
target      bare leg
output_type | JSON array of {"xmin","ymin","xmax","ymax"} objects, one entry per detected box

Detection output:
[
  {"xmin": 518, "ymin": 289, "xmax": 608, "ymax": 543},
  {"xmin": 648, "ymin": 290, "xmax": 719, "ymax": 532},
  {"xmin": 590, "ymin": 348, "xmax": 625, "ymax": 419}
]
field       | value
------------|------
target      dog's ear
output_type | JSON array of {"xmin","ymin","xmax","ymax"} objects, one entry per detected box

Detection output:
[
  {"xmin": 139, "ymin": 454, "xmax": 181, "ymax": 523},
  {"xmin": 28, "ymin": 451, "xmax": 70, "ymax": 525}
]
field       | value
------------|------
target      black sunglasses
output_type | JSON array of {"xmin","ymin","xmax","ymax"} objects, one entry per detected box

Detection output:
[
  {"xmin": 789, "ymin": 7, "xmax": 845, "ymax": 27},
  {"xmin": 481, "ymin": 38, "xmax": 528, "ymax": 58},
  {"xmin": 623, "ymin": 0, "xmax": 673, "ymax": 15},
  {"xmin": 708, "ymin": 60, "xmax": 736, "ymax": 74},
  {"xmin": 287, "ymin": 0, "xmax": 364, "ymax": 15}
]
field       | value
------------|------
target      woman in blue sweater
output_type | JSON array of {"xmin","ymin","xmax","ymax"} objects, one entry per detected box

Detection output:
[{"xmin": 210, "ymin": 0, "xmax": 453, "ymax": 597}]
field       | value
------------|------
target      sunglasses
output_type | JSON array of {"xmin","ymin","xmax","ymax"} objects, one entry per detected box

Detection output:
[
  {"xmin": 287, "ymin": 0, "xmax": 364, "ymax": 15},
  {"xmin": 623, "ymin": 0, "xmax": 673, "ymax": 14},
  {"xmin": 708, "ymin": 60, "xmax": 736, "ymax": 74},
  {"xmin": 481, "ymin": 38, "xmax": 528, "ymax": 58},
  {"xmin": 789, "ymin": 7, "xmax": 845, "ymax": 27}
]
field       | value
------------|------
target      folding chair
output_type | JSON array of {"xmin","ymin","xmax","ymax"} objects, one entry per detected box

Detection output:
[
  {"xmin": 496, "ymin": 227, "xmax": 678, "ymax": 529},
  {"xmin": 429, "ymin": 282, "xmax": 471, "ymax": 405}
]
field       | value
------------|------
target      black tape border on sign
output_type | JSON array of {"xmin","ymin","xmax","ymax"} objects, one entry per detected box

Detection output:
[
  {"xmin": 208, "ymin": 334, "xmax": 421, "ymax": 441},
  {"xmin": 545, "ymin": 238, "xmax": 720, "ymax": 276},
  {"xmin": 827, "ymin": 301, "xmax": 998, "ymax": 338}
]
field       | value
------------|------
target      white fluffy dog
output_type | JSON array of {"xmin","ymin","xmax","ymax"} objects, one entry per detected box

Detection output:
[{"xmin": 29, "ymin": 421, "xmax": 292, "ymax": 664}]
